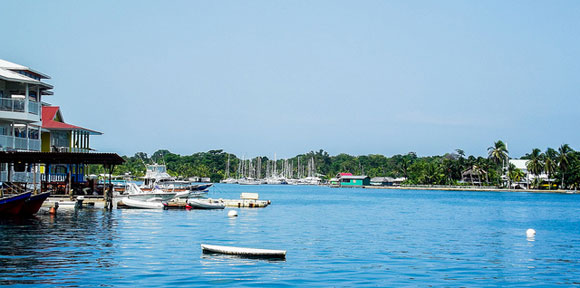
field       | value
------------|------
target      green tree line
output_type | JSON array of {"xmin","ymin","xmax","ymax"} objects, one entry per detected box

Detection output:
[{"xmin": 89, "ymin": 142, "xmax": 580, "ymax": 189}]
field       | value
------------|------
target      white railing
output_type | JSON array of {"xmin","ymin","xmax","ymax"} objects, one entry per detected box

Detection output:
[
  {"xmin": 0, "ymin": 172, "xmax": 41, "ymax": 183},
  {"xmin": 29, "ymin": 139, "xmax": 41, "ymax": 151},
  {"xmin": 0, "ymin": 135, "xmax": 11, "ymax": 149},
  {"xmin": 14, "ymin": 137, "xmax": 27, "ymax": 149},
  {"xmin": 28, "ymin": 101, "xmax": 40, "ymax": 115},
  {"xmin": 0, "ymin": 135, "xmax": 41, "ymax": 151},
  {"xmin": 0, "ymin": 98, "xmax": 25, "ymax": 112},
  {"xmin": 40, "ymin": 173, "xmax": 67, "ymax": 182},
  {"xmin": 52, "ymin": 146, "xmax": 92, "ymax": 153}
]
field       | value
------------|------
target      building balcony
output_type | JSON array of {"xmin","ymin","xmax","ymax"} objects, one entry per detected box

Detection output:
[
  {"xmin": 0, "ymin": 98, "xmax": 41, "ymax": 122},
  {"xmin": 0, "ymin": 171, "xmax": 41, "ymax": 183},
  {"xmin": 28, "ymin": 101, "xmax": 40, "ymax": 115},
  {"xmin": 40, "ymin": 173, "xmax": 85, "ymax": 183},
  {"xmin": 0, "ymin": 98, "xmax": 25, "ymax": 112},
  {"xmin": 0, "ymin": 135, "xmax": 41, "ymax": 151}
]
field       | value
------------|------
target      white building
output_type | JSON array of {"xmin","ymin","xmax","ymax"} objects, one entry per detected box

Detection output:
[
  {"xmin": 0, "ymin": 59, "xmax": 53, "ymax": 152},
  {"xmin": 0, "ymin": 59, "xmax": 53, "ymax": 183},
  {"xmin": 509, "ymin": 159, "xmax": 550, "ymax": 189}
]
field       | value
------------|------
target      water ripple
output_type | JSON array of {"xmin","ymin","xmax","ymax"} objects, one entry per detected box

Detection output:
[{"xmin": 1, "ymin": 186, "xmax": 580, "ymax": 286}]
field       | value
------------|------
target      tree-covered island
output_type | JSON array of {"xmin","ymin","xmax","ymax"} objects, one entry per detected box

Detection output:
[{"xmin": 91, "ymin": 141, "xmax": 580, "ymax": 190}]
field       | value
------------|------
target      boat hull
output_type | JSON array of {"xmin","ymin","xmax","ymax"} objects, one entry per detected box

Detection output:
[
  {"xmin": 19, "ymin": 191, "xmax": 51, "ymax": 215},
  {"xmin": 187, "ymin": 199, "xmax": 225, "ymax": 209},
  {"xmin": 0, "ymin": 192, "xmax": 32, "ymax": 215},
  {"xmin": 121, "ymin": 197, "xmax": 165, "ymax": 209},
  {"xmin": 201, "ymin": 244, "xmax": 286, "ymax": 259}
]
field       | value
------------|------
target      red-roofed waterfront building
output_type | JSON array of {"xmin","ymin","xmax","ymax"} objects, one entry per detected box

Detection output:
[
  {"xmin": 41, "ymin": 106, "xmax": 102, "ymax": 153},
  {"xmin": 40, "ymin": 106, "xmax": 102, "ymax": 187}
]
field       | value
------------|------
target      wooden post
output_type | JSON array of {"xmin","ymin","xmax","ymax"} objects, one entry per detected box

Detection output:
[
  {"xmin": 44, "ymin": 164, "xmax": 50, "ymax": 192},
  {"xmin": 7, "ymin": 163, "xmax": 12, "ymax": 184},
  {"xmin": 0, "ymin": 163, "xmax": 3, "ymax": 198},
  {"xmin": 68, "ymin": 167, "xmax": 73, "ymax": 200},
  {"xmin": 109, "ymin": 165, "xmax": 115, "ymax": 210},
  {"xmin": 103, "ymin": 164, "xmax": 114, "ymax": 210},
  {"xmin": 33, "ymin": 163, "xmax": 37, "ymax": 195},
  {"xmin": 108, "ymin": 169, "xmax": 112, "ymax": 210},
  {"xmin": 103, "ymin": 164, "xmax": 109, "ymax": 209}
]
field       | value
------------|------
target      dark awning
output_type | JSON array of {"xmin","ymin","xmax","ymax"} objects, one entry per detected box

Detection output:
[{"xmin": 0, "ymin": 151, "xmax": 125, "ymax": 165}]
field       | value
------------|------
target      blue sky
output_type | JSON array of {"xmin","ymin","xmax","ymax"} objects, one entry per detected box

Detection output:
[{"xmin": 2, "ymin": 1, "xmax": 579, "ymax": 158}]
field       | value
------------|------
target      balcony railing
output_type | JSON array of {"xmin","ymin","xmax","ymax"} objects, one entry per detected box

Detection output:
[
  {"xmin": 0, "ymin": 171, "xmax": 41, "ymax": 183},
  {"xmin": 52, "ymin": 146, "xmax": 92, "ymax": 153},
  {"xmin": 41, "ymin": 173, "xmax": 85, "ymax": 183},
  {"xmin": 28, "ymin": 101, "xmax": 40, "ymax": 115},
  {"xmin": 0, "ymin": 98, "xmax": 40, "ymax": 115},
  {"xmin": 0, "ymin": 135, "xmax": 41, "ymax": 151},
  {"xmin": 0, "ymin": 98, "xmax": 25, "ymax": 112}
]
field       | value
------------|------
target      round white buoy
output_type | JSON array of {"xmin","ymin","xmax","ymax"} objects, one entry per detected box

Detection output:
[
  {"xmin": 526, "ymin": 228, "xmax": 536, "ymax": 238},
  {"xmin": 228, "ymin": 210, "xmax": 238, "ymax": 217}
]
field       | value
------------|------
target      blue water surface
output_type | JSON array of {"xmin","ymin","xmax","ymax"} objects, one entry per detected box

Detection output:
[{"xmin": 1, "ymin": 184, "xmax": 579, "ymax": 287}]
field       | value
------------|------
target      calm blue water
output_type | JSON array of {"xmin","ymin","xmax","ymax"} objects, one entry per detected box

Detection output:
[{"xmin": 1, "ymin": 184, "xmax": 579, "ymax": 287}]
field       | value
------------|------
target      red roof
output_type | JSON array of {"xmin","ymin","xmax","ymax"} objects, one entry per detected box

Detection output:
[{"xmin": 42, "ymin": 106, "xmax": 102, "ymax": 134}]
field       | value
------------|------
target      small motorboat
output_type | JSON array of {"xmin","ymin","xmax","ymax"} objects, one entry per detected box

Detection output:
[
  {"xmin": 189, "ymin": 183, "xmax": 213, "ymax": 191},
  {"xmin": 187, "ymin": 198, "xmax": 225, "ymax": 209},
  {"xmin": 201, "ymin": 244, "xmax": 286, "ymax": 259},
  {"xmin": 19, "ymin": 191, "xmax": 51, "ymax": 215},
  {"xmin": 121, "ymin": 197, "xmax": 165, "ymax": 209},
  {"xmin": 0, "ymin": 192, "xmax": 32, "ymax": 215},
  {"xmin": 188, "ymin": 190, "xmax": 209, "ymax": 198},
  {"xmin": 123, "ymin": 183, "xmax": 183, "ymax": 202}
]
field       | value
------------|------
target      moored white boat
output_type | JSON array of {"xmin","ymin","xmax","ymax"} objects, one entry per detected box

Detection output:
[
  {"xmin": 187, "ymin": 198, "xmax": 225, "ymax": 209},
  {"xmin": 121, "ymin": 197, "xmax": 165, "ymax": 209},
  {"xmin": 141, "ymin": 164, "xmax": 212, "ymax": 193},
  {"xmin": 123, "ymin": 183, "xmax": 185, "ymax": 201},
  {"xmin": 220, "ymin": 178, "xmax": 237, "ymax": 184},
  {"xmin": 238, "ymin": 178, "xmax": 261, "ymax": 185},
  {"xmin": 201, "ymin": 244, "xmax": 286, "ymax": 259}
]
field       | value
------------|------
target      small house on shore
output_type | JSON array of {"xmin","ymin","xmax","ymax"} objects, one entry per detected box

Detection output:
[
  {"xmin": 461, "ymin": 166, "xmax": 488, "ymax": 186},
  {"xmin": 330, "ymin": 173, "xmax": 353, "ymax": 185},
  {"xmin": 370, "ymin": 177, "xmax": 406, "ymax": 186},
  {"xmin": 339, "ymin": 175, "xmax": 370, "ymax": 187}
]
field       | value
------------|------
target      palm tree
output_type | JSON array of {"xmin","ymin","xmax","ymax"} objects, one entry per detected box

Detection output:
[
  {"xmin": 488, "ymin": 140, "xmax": 508, "ymax": 186},
  {"xmin": 488, "ymin": 140, "xmax": 509, "ymax": 166},
  {"xmin": 544, "ymin": 149, "xmax": 557, "ymax": 190},
  {"xmin": 526, "ymin": 148, "xmax": 545, "ymax": 188},
  {"xmin": 398, "ymin": 153, "xmax": 415, "ymax": 179},
  {"xmin": 424, "ymin": 162, "xmax": 442, "ymax": 185},
  {"xmin": 557, "ymin": 144, "xmax": 573, "ymax": 189},
  {"xmin": 508, "ymin": 163, "xmax": 525, "ymax": 187}
]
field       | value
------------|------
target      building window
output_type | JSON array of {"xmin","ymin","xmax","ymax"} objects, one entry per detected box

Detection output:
[
  {"xmin": 51, "ymin": 131, "xmax": 68, "ymax": 148},
  {"xmin": 29, "ymin": 129, "xmax": 39, "ymax": 140}
]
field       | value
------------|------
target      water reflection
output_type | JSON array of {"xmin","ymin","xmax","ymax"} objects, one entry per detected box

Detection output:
[
  {"xmin": 0, "ymin": 209, "xmax": 118, "ymax": 286},
  {"xmin": 201, "ymin": 252, "xmax": 286, "ymax": 263},
  {"xmin": 1, "ymin": 186, "xmax": 579, "ymax": 287}
]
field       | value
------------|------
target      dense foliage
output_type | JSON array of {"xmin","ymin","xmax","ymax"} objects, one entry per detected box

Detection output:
[{"xmin": 89, "ymin": 142, "xmax": 580, "ymax": 189}]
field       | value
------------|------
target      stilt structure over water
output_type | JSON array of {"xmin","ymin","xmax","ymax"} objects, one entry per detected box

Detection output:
[{"xmin": 0, "ymin": 151, "xmax": 124, "ymax": 209}]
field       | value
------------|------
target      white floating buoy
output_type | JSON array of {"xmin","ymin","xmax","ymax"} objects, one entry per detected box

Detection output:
[
  {"xmin": 526, "ymin": 228, "xmax": 536, "ymax": 238},
  {"xmin": 228, "ymin": 210, "xmax": 238, "ymax": 217}
]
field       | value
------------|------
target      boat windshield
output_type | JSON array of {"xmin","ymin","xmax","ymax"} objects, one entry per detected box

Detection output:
[{"xmin": 147, "ymin": 165, "xmax": 167, "ymax": 173}]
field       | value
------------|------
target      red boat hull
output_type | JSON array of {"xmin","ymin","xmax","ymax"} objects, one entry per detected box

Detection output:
[
  {"xmin": 19, "ymin": 191, "xmax": 51, "ymax": 215},
  {"xmin": 0, "ymin": 192, "xmax": 32, "ymax": 215}
]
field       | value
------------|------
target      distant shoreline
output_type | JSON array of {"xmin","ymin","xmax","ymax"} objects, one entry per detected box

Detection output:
[{"xmin": 363, "ymin": 185, "xmax": 578, "ymax": 194}]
